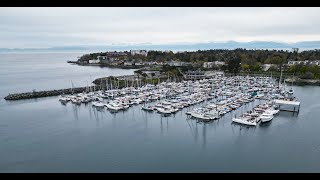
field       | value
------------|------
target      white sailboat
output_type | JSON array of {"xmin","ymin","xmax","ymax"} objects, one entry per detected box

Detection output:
[
  {"xmin": 106, "ymin": 102, "xmax": 123, "ymax": 111},
  {"xmin": 92, "ymin": 101, "xmax": 105, "ymax": 107}
]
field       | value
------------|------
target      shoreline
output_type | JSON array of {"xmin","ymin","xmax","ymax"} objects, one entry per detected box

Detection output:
[
  {"xmin": 68, "ymin": 61, "xmax": 145, "ymax": 69},
  {"xmin": 285, "ymin": 78, "xmax": 320, "ymax": 86}
]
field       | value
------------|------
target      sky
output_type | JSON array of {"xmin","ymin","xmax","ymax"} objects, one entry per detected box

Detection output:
[{"xmin": 0, "ymin": 7, "xmax": 320, "ymax": 48}]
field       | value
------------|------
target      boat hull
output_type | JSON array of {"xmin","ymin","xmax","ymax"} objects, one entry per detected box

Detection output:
[{"xmin": 232, "ymin": 118, "xmax": 257, "ymax": 126}]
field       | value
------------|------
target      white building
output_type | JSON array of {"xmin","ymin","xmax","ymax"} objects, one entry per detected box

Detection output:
[
  {"xmin": 203, "ymin": 62, "xmax": 215, "ymax": 68},
  {"xmin": 97, "ymin": 55, "xmax": 107, "ymax": 60},
  {"xmin": 130, "ymin": 50, "xmax": 148, "ymax": 56},
  {"xmin": 167, "ymin": 61, "xmax": 183, "ymax": 67},
  {"xmin": 135, "ymin": 62, "xmax": 144, "ymax": 66},
  {"xmin": 262, "ymin": 64, "xmax": 272, "ymax": 71},
  {"xmin": 205, "ymin": 71, "xmax": 225, "ymax": 77},
  {"xmin": 203, "ymin": 61, "xmax": 225, "ymax": 68},
  {"xmin": 124, "ymin": 62, "xmax": 133, "ymax": 66},
  {"xmin": 89, "ymin": 59, "xmax": 100, "ymax": 64},
  {"xmin": 214, "ymin": 61, "xmax": 225, "ymax": 66},
  {"xmin": 145, "ymin": 61, "xmax": 156, "ymax": 65},
  {"xmin": 310, "ymin": 60, "xmax": 320, "ymax": 65},
  {"xmin": 288, "ymin": 60, "xmax": 320, "ymax": 66}
]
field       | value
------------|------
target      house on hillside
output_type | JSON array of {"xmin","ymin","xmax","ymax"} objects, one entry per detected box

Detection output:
[
  {"xmin": 262, "ymin": 64, "xmax": 272, "ymax": 71},
  {"xmin": 89, "ymin": 59, "xmax": 100, "ymax": 64},
  {"xmin": 124, "ymin": 61, "xmax": 133, "ymax": 66},
  {"xmin": 287, "ymin": 60, "xmax": 320, "ymax": 66},
  {"xmin": 130, "ymin": 50, "xmax": 148, "ymax": 56}
]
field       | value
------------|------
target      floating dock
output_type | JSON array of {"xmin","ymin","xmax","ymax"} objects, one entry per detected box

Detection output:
[{"xmin": 274, "ymin": 99, "xmax": 301, "ymax": 112}]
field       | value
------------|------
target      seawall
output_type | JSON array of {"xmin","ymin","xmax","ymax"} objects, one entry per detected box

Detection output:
[{"xmin": 4, "ymin": 86, "xmax": 101, "ymax": 101}]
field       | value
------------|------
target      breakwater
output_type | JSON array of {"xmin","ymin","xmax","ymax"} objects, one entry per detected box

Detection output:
[
  {"xmin": 4, "ymin": 75, "xmax": 160, "ymax": 101},
  {"xmin": 4, "ymin": 86, "xmax": 101, "ymax": 101},
  {"xmin": 4, "ymin": 74, "xmax": 155, "ymax": 101}
]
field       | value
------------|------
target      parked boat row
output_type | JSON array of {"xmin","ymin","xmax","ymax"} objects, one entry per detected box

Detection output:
[
  {"xmin": 58, "ymin": 74, "xmax": 299, "ymax": 119},
  {"xmin": 232, "ymin": 100, "xmax": 280, "ymax": 126}
]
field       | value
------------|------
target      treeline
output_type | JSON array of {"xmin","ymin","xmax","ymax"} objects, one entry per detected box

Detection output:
[
  {"xmin": 287, "ymin": 64, "xmax": 320, "ymax": 79},
  {"xmin": 145, "ymin": 49, "xmax": 320, "ymax": 63},
  {"xmin": 79, "ymin": 49, "xmax": 320, "ymax": 64}
]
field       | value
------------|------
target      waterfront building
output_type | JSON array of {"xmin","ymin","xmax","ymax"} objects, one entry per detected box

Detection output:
[
  {"xmin": 124, "ymin": 61, "xmax": 133, "ymax": 66},
  {"xmin": 134, "ymin": 62, "xmax": 144, "ymax": 66},
  {"xmin": 89, "ymin": 59, "xmax": 100, "ymax": 64},
  {"xmin": 184, "ymin": 70, "xmax": 206, "ymax": 80},
  {"xmin": 205, "ymin": 71, "xmax": 225, "ymax": 77},
  {"xmin": 97, "ymin": 55, "xmax": 107, "ymax": 60}
]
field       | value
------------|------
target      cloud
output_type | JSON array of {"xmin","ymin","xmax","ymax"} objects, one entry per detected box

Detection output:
[{"xmin": 0, "ymin": 7, "xmax": 320, "ymax": 48}]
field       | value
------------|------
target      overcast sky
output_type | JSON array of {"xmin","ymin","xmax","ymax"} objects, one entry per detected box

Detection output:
[{"xmin": 0, "ymin": 7, "xmax": 320, "ymax": 48}]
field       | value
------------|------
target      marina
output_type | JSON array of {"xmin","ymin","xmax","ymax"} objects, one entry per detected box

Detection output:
[{"xmin": 53, "ymin": 74, "xmax": 301, "ymax": 126}]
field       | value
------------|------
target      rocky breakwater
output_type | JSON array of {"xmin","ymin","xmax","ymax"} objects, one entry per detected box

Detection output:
[{"xmin": 4, "ymin": 86, "xmax": 101, "ymax": 101}]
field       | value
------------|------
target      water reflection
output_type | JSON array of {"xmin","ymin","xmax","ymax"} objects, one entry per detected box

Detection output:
[
  {"xmin": 160, "ymin": 115, "xmax": 170, "ymax": 136},
  {"xmin": 186, "ymin": 118, "xmax": 199, "ymax": 144},
  {"xmin": 91, "ymin": 106, "xmax": 105, "ymax": 126},
  {"xmin": 202, "ymin": 123, "xmax": 207, "ymax": 149},
  {"xmin": 72, "ymin": 104, "xmax": 79, "ymax": 121},
  {"xmin": 160, "ymin": 115, "xmax": 163, "ymax": 136},
  {"xmin": 278, "ymin": 111, "xmax": 299, "ymax": 118},
  {"xmin": 259, "ymin": 121, "xmax": 272, "ymax": 128},
  {"xmin": 60, "ymin": 101, "xmax": 67, "ymax": 106}
]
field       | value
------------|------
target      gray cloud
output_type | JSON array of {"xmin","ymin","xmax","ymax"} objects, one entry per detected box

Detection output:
[{"xmin": 0, "ymin": 7, "xmax": 320, "ymax": 48}]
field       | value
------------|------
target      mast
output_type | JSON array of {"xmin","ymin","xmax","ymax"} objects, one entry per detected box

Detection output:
[
  {"xmin": 279, "ymin": 68, "xmax": 283, "ymax": 88},
  {"xmin": 71, "ymin": 80, "xmax": 74, "ymax": 94},
  {"xmin": 110, "ymin": 78, "xmax": 113, "ymax": 90},
  {"xmin": 118, "ymin": 78, "xmax": 120, "ymax": 89},
  {"xmin": 86, "ymin": 80, "xmax": 89, "ymax": 93},
  {"xmin": 100, "ymin": 78, "xmax": 102, "ymax": 91}
]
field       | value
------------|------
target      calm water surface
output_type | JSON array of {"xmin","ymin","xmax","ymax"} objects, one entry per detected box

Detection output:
[{"xmin": 1, "ymin": 53, "xmax": 320, "ymax": 172}]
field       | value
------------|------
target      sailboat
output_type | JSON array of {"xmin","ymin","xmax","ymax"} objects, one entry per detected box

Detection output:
[
  {"xmin": 288, "ymin": 74, "xmax": 294, "ymax": 95},
  {"xmin": 142, "ymin": 105, "xmax": 154, "ymax": 111},
  {"xmin": 59, "ymin": 95, "xmax": 69, "ymax": 103},
  {"xmin": 92, "ymin": 101, "xmax": 105, "ymax": 107}
]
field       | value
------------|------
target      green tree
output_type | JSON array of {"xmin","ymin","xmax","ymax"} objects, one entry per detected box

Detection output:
[{"xmin": 241, "ymin": 63, "xmax": 250, "ymax": 72}]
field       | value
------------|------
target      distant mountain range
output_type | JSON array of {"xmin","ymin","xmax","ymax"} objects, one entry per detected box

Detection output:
[{"xmin": 1, "ymin": 41, "xmax": 320, "ymax": 53}]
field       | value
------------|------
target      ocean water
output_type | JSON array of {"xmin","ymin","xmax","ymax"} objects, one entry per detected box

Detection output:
[
  {"xmin": 1, "ymin": 53, "xmax": 320, "ymax": 172},
  {"xmin": 0, "ymin": 53, "xmax": 135, "ymax": 98}
]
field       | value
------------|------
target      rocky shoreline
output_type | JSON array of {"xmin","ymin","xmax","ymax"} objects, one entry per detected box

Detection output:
[
  {"xmin": 68, "ymin": 61, "xmax": 143, "ymax": 69},
  {"xmin": 285, "ymin": 78, "xmax": 320, "ymax": 86}
]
